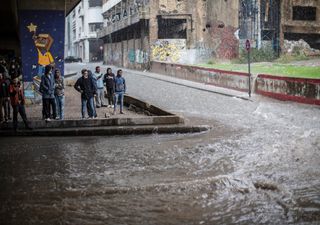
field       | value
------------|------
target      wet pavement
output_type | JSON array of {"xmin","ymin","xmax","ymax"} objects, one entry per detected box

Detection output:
[{"xmin": 0, "ymin": 63, "xmax": 319, "ymax": 224}]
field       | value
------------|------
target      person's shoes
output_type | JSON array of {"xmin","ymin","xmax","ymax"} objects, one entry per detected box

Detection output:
[
  {"xmin": 102, "ymin": 105, "xmax": 108, "ymax": 107},
  {"xmin": 55, "ymin": 117, "xmax": 60, "ymax": 120},
  {"xmin": 112, "ymin": 111, "xmax": 116, "ymax": 115},
  {"xmin": 120, "ymin": 111, "xmax": 124, "ymax": 114},
  {"xmin": 45, "ymin": 118, "xmax": 51, "ymax": 122},
  {"xmin": 96, "ymin": 106, "xmax": 101, "ymax": 108},
  {"xmin": 111, "ymin": 105, "xmax": 114, "ymax": 108}
]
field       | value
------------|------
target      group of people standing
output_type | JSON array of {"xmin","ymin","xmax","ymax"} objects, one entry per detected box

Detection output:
[
  {"xmin": 1, "ymin": 59, "xmax": 127, "ymax": 131},
  {"xmin": 39, "ymin": 65, "xmax": 65, "ymax": 121},
  {"xmin": 0, "ymin": 58, "xmax": 32, "ymax": 131},
  {"xmin": 74, "ymin": 66, "xmax": 126, "ymax": 119}
]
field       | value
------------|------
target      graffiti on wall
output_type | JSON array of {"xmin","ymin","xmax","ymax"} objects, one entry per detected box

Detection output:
[
  {"xmin": 152, "ymin": 39, "xmax": 186, "ymax": 63},
  {"xmin": 128, "ymin": 49, "xmax": 149, "ymax": 64},
  {"xmin": 128, "ymin": 49, "xmax": 135, "ymax": 63},
  {"xmin": 19, "ymin": 10, "xmax": 65, "ymax": 99}
]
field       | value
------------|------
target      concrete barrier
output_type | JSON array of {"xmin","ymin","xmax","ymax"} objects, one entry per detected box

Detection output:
[
  {"xmin": 150, "ymin": 61, "xmax": 320, "ymax": 105},
  {"xmin": 151, "ymin": 61, "xmax": 249, "ymax": 92},
  {"xmin": 256, "ymin": 74, "xmax": 320, "ymax": 105}
]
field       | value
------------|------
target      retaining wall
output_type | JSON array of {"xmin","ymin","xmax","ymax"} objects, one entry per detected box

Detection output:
[
  {"xmin": 150, "ymin": 61, "xmax": 320, "ymax": 105},
  {"xmin": 256, "ymin": 75, "xmax": 320, "ymax": 105},
  {"xmin": 151, "ymin": 61, "xmax": 249, "ymax": 92}
]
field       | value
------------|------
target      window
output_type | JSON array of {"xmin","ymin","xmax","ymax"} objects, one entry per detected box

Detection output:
[
  {"xmin": 89, "ymin": 0, "xmax": 102, "ymax": 7},
  {"xmin": 293, "ymin": 6, "xmax": 316, "ymax": 21},
  {"xmin": 158, "ymin": 18, "xmax": 187, "ymax": 39},
  {"xmin": 89, "ymin": 23, "xmax": 103, "ymax": 32}
]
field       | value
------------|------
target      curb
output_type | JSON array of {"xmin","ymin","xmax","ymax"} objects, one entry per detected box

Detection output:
[{"xmin": 0, "ymin": 125, "xmax": 211, "ymax": 136}]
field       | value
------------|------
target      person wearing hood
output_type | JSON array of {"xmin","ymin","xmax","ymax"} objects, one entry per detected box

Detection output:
[
  {"xmin": 40, "ymin": 65, "xmax": 57, "ymax": 121},
  {"xmin": 9, "ymin": 78, "xmax": 32, "ymax": 131}
]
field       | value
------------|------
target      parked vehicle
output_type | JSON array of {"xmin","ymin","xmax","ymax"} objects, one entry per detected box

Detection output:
[{"xmin": 64, "ymin": 56, "xmax": 82, "ymax": 63}]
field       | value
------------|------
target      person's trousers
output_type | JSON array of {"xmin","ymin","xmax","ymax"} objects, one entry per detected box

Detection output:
[
  {"xmin": 55, "ymin": 95, "xmax": 65, "ymax": 120},
  {"xmin": 114, "ymin": 92, "xmax": 124, "ymax": 112},
  {"xmin": 95, "ymin": 88, "xmax": 105, "ymax": 107},
  {"xmin": 0, "ymin": 97, "xmax": 3, "ymax": 121},
  {"xmin": 43, "ymin": 98, "xmax": 57, "ymax": 119},
  {"xmin": 81, "ymin": 97, "xmax": 95, "ymax": 118},
  {"xmin": 12, "ymin": 104, "xmax": 29, "ymax": 129},
  {"xmin": 106, "ymin": 87, "xmax": 114, "ymax": 105}
]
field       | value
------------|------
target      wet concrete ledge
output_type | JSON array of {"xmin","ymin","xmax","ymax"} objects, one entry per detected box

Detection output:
[
  {"xmin": 0, "ymin": 116, "xmax": 184, "ymax": 130},
  {"xmin": 0, "ymin": 125, "xmax": 211, "ymax": 136}
]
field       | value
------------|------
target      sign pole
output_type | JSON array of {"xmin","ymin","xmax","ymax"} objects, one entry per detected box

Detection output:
[{"xmin": 246, "ymin": 39, "xmax": 251, "ymax": 97}]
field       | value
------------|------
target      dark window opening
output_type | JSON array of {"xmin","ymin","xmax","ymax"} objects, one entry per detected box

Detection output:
[
  {"xmin": 293, "ymin": 6, "xmax": 316, "ymax": 21},
  {"xmin": 284, "ymin": 33, "xmax": 320, "ymax": 50},
  {"xmin": 158, "ymin": 18, "xmax": 187, "ymax": 39},
  {"xmin": 89, "ymin": 0, "xmax": 102, "ymax": 7}
]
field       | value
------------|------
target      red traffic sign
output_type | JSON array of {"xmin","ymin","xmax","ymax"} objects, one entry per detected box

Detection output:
[{"xmin": 245, "ymin": 39, "xmax": 251, "ymax": 51}]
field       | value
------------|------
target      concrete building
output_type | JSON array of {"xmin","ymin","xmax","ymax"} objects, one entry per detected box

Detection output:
[
  {"xmin": 239, "ymin": 0, "xmax": 320, "ymax": 54},
  {"xmin": 98, "ymin": 0, "xmax": 239, "ymax": 69},
  {"xmin": 65, "ymin": 0, "xmax": 104, "ymax": 62},
  {"xmin": 281, "ymin": 0, "xmax": 320, "ymax": 50}
]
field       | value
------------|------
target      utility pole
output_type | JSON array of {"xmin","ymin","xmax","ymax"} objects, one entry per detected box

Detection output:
[{"xmin": 246, "ymin": 39, "xmax": 251, "ymax": 97}]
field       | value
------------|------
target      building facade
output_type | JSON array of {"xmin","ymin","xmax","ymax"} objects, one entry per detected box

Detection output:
[
  {"xmin": 281, "ymin": 0, "xmax": 320, "ymax": 50},
  {"xmin": 239, "ymin": 0, "xmax": 320, "ymax": 55},
  {"xmin": 98, "ymin": 0, "xmax": 320, "ymax": 69},
  {"xmin": 65, "ymin": 0, "xmax": 104, "ymax": 62},
  {"xmin": 98, "ymin": 0, "xmax": 239, "ymax": 69}
]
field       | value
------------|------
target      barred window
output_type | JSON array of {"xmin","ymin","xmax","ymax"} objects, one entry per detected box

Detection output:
[{"xmin": 89, "ymin": 0, "xmax": 102, "ymax": 7}]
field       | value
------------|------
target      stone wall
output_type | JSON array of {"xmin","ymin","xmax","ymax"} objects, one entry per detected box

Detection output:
[
  {"xmin": 150, "ymin": 61, "xmax": 320, "ymax": 105},
  {"xmin": 151, "ymin": 61, "xmax": 249, "ymax": 92},
  {"xmin": 256, "ymin": 74, "xmax": 320, "ymax": 105}
]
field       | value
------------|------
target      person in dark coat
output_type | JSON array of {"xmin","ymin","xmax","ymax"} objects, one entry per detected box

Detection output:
[
  {"xmin": 0, "ymin": 72, "xmax": 11, "ymax": 123},
  {"xmin": 74, "ymin": 69, "xmax": 97, "ymax": 119},
  {"xmin": 9, "ymin": 78, "xmax": 32, "ymax": 131},
  {"xmin": 40, "ymin": 65, "xmax": 56, "ymax": 121},
  {"xmin": 103, "ymin": 68, "xmax": 115, "ymax": 108}
]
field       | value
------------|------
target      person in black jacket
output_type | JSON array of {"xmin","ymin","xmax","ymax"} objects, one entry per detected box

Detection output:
[
  {"xmin": 0, "ymin": 72, "xmax": 10, "ymax": 122},
  {"xmin": 103, "ymin": 68, "xmax": 115, "ymax": 108},
  {"xmin": 74, "ymin": 69, "xmax": 97, "ymax": 119}
]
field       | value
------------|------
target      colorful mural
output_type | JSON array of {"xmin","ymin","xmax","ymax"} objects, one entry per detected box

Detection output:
[
  {"xmin": 19, "ymin": 10, "xmax": 65, "ymax": 99},
  {"xmin": 152, "ymin": 39, "xmax": 186, "ymax": 63}
]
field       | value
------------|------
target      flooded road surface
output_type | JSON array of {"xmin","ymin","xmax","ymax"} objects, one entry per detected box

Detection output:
[
  {"xmin": 1, "ymin": 123, "xmax": 319, "ymax": 225},
  {"xmin": 1, "ymin": 64, "xmax": 320, "ymax": 224}
]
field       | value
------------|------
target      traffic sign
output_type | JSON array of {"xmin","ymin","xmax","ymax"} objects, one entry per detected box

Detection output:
[{"xmin": 245, "ymin": 39, "xmax": 251, "ymax": 51}]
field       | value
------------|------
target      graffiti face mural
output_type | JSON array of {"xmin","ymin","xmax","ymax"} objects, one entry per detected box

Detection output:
[{"xmin": 19, "ymin": 10, "xmax": 65, "ymax": 99}]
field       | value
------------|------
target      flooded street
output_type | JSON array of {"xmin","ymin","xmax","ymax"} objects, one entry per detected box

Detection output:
[{"xmin": 1, "ymin": 64, "xmax": 320, "ymax": 224}]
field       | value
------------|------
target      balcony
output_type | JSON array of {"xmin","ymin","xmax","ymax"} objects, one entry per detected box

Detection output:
[{"xmin": 98, "ymin": 4, "xmax": 150, "ymax": 38}]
